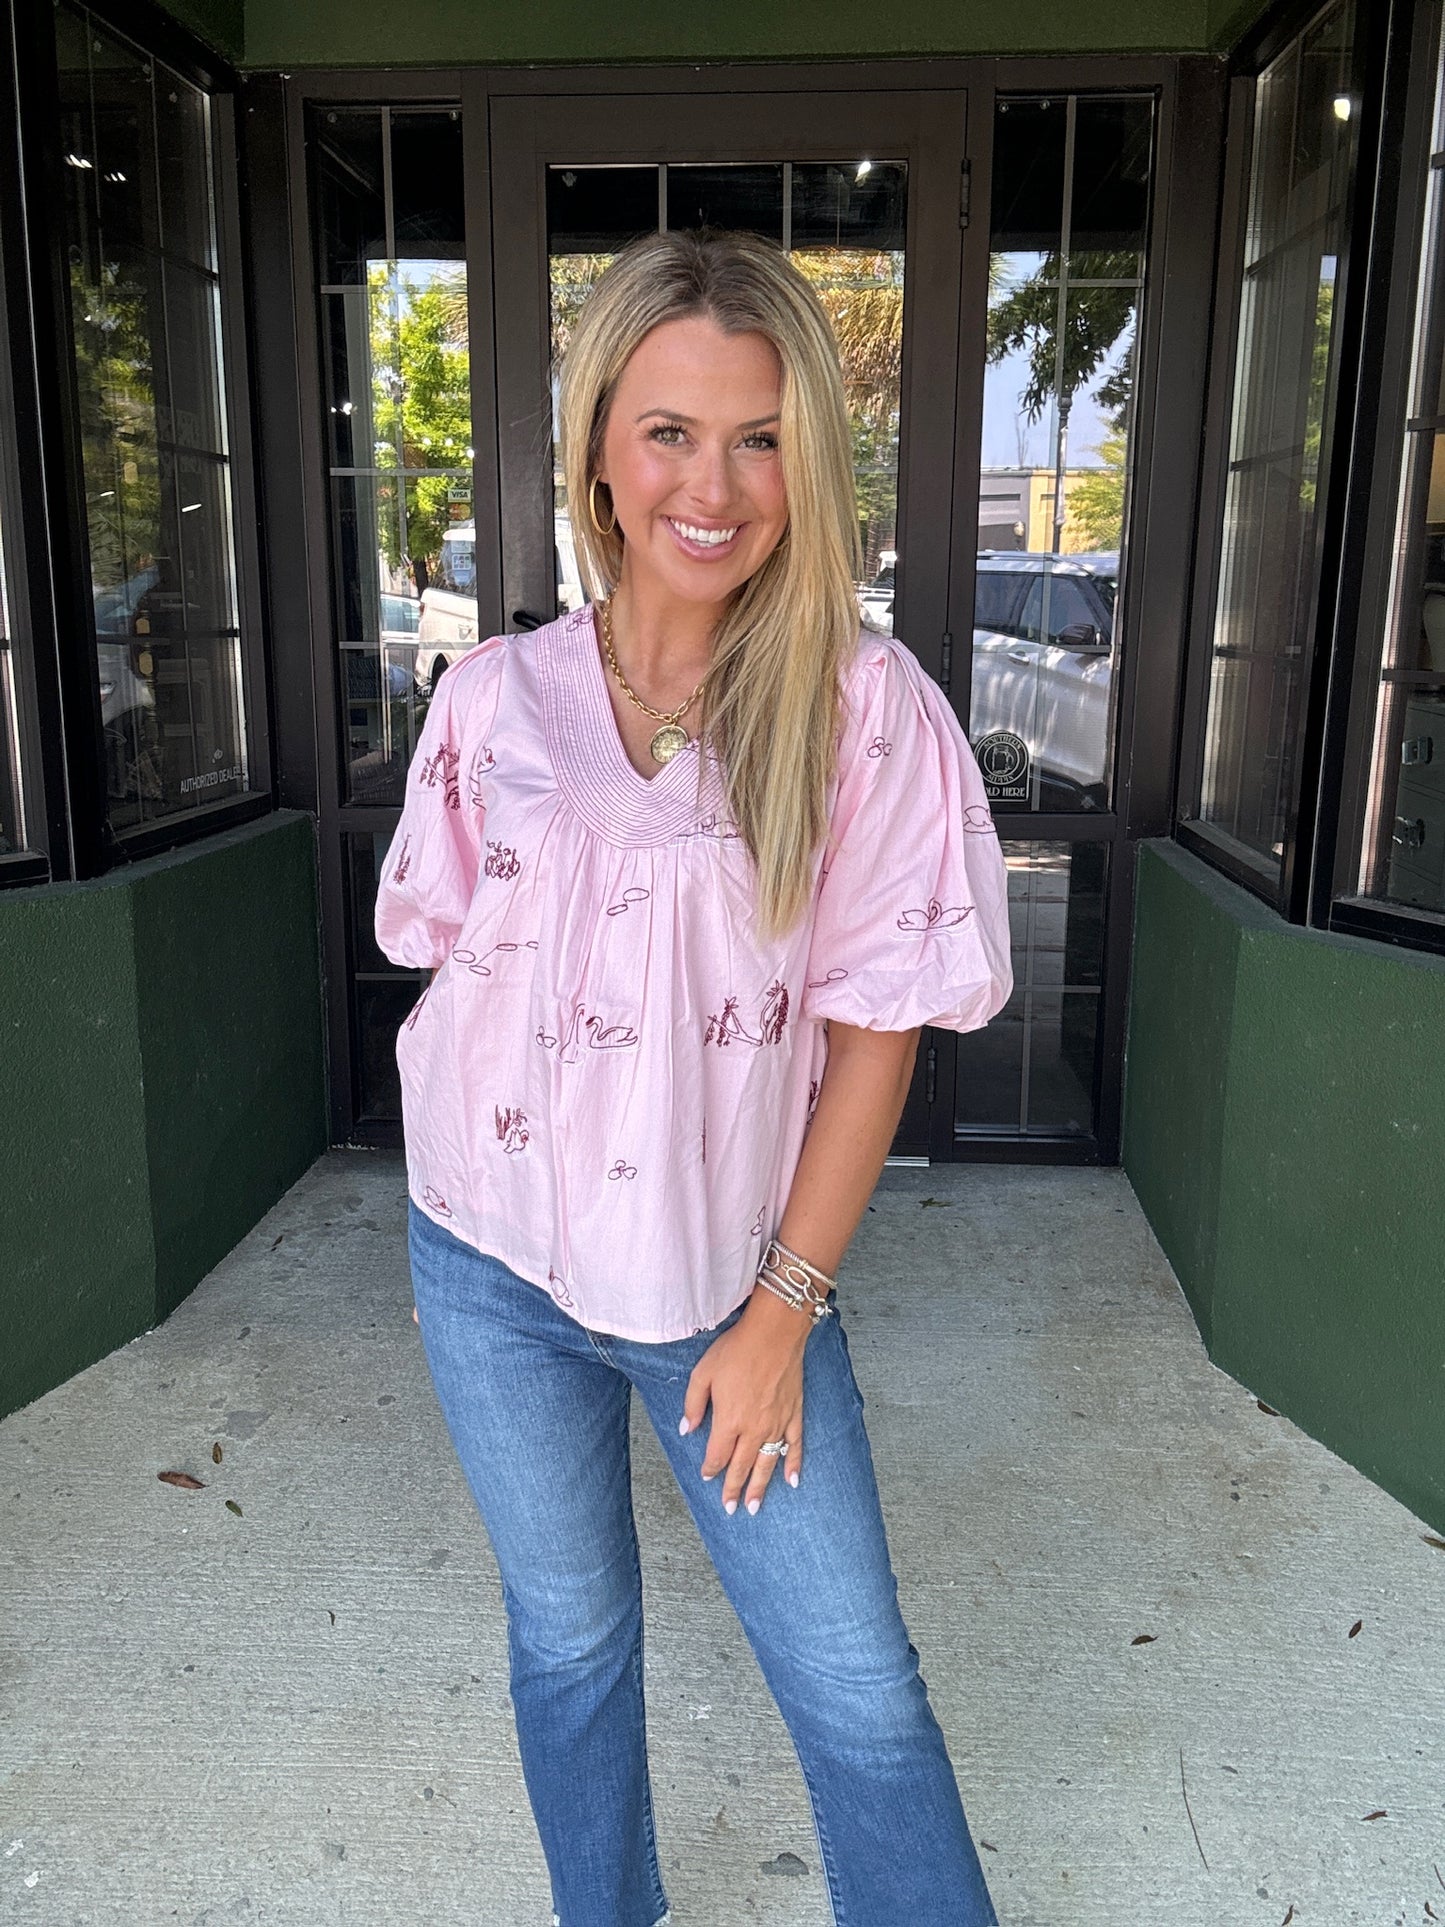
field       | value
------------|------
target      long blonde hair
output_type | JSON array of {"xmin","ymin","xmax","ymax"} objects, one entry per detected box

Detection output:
[{"xmin": 557, "ymin": 227, "xmax": 864, "ymax": 943}]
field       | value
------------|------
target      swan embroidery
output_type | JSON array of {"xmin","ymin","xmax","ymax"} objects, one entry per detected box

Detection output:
[
  {"xmin": 422, "ymin": 1184, "xmax": 454, "ymax": 1218},
  {"xmin": 451, "ymin": 938, "xmax": 540, "ymax": 976},
  {"xmin": 806, "ymin": 965, "xmax": 849, "ymax": 991},
  {"xmin": 467, "ymin": 743, "xmax": 495, "ymax": 809},
  {"xmin": 485, "ymin": 840, "xmax": 522, "ymax": 880},
  {"xmin": 547, "ymin": 1267, "xmax": 575, "ymax": 1309},
  {"xmin": 605, "ymin": 886, "xmax": 650, "ymax": 916},
  {"xmin": 535, "ymin": 1002, "xmax": 640, "ymax": 1063},
  {"xmin": 897, "ymin": 899, "xmax": 975, "ymax": 932},
  {"xmin": 496, "ymin": 1105, "xmax": 529, "ymax": 1154},
  {"xmin": 420, "ymin": 741, "xmax": 461, "ymax": 810},
  {"xmin": 392, "ymin": 835, "xmax": 412, "ymax": 884},
  {"xmin": 607, "ymin": 1159, "xmax": 638, "ymax": 1181},
  {"xmin": 866, "ymin": 736, "xmax": 893, "ymax": 758},
  {"xmin": 704, "ymin": 979, "xmax": 789, "ymax": 1048}
]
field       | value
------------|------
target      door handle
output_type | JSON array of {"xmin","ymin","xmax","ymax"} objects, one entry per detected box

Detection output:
[
  {"xmin": 1007, "ymin": 645, "xmax": 1034, "ymax": 664},
  {"xmin": 511, "ymin": 607, "xmax": 548, "ymax": 631}
]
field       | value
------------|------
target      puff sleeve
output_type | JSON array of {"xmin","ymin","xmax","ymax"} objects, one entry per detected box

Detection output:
[
  {"xmin": 800, "ymin": 635, "xmax": 1013, "ymax": 1033},
  {"xmin": 374, "ymin": 638, "xmax": 505, "ymax": 969}
]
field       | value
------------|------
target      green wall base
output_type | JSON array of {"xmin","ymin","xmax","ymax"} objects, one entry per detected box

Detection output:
[
  {"xmin": 1124, "ymin": 839, "xmax": 1445, "ymax": 1535},
  {"xmin": 1, "ymin": 812, "xmax": 328, "ymax": 1418}
]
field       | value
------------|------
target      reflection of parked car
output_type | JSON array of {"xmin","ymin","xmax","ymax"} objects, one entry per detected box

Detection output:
[
  {"xmin": 969, "ymin": 550, "xmax": 1117, "ymax": 810},
  {"xmin": 418, "ymin": 515, "xmax": 581, "ymax": 689}
]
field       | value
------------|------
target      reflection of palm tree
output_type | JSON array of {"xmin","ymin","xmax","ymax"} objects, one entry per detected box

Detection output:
[{"xmin": 987, "ymin": 251, "xmax": 1136, "ymax": 548}]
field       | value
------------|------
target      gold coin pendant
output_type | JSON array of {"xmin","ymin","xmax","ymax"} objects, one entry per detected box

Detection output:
[{"xmin": 649, "ymin": 723, "xmax": 689, "ymax": 764}]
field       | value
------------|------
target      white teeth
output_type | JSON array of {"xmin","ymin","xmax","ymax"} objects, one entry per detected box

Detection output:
[{"xmin": 671, "ymin": 519, "xmax": 738, "ymax": 546}]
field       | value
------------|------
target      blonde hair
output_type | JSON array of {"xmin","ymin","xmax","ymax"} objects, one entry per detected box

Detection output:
[{"xmin": 557, "ymin": 227, "xmax": 864, "ymax": 943}]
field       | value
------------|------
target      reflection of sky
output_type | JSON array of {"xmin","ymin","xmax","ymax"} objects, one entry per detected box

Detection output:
[{"xmin": 982, "ymin": 254, "xmax": 1137, "ymax": 470}]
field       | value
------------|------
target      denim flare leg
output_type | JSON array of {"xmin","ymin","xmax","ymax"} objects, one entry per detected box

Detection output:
[{"xmin": 408, "ymin": 1199, "xmax": 1000, "ymax": 1927}]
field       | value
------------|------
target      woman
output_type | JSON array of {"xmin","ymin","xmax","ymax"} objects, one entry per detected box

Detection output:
[{"xmin": 376, "ymin": 226, "xmax": 1011, "ymax": 1927}]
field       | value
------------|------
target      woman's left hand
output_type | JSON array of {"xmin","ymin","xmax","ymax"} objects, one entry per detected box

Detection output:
[{"xmin": 681, "ymin": 1292, "xmax": 812, "ymax": 1514}]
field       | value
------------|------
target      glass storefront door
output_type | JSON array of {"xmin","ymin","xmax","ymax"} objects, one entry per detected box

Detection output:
[{"xmin": 487, "ymin": 88, "xmax": 970, "ymax": 1156}]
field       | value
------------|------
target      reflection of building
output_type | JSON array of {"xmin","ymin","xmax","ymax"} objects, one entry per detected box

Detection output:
[{"xmin": 977, "ymin": 466, "xmax": 1106, "ymax": 553}]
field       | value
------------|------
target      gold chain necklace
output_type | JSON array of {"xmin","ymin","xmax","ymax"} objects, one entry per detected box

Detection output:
[{"xmin": 599, "ymin": 592, "xmax": 711, "ymax": 766}]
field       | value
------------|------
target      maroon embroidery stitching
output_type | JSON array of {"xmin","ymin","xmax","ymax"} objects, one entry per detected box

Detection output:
[
  {"xmin": 866, "ymin": 736, "xmax": 893, "ymax": 758},
  {"xmin": 605, "ymin": 886, "xmax": 650, "ymax": 917},
  {"xmin": 451, "ymin": 938, "xmax": 539, "ymax": 976},
  {"xmin": 547, "ymin": 1267, "xmax": 575, "ymax": 1310},
  {"xmin": 495, "ymin": 1105, "xmax": 529, "ymax": 1155},
  {"xmin": 467, "ymin": 743, "xmax": 495, "ymax": 809},
  {"xmin": 484, "ymin": 840, "xmax": 521, "ymax": 880},
  {"xmin": 750, "ymin": 1203, "xmax": 765, "ymax": 1237},
  {"xmin": 704, "ymin": 980, "xmax": 789, "ymax": 1048},
  {"xmin": 897, "ymin": 899, "xmax": 975, "ymax": 932},
  {"xmin": 961, "ymin": 802, "xmax": 998, "ymax": 834},
  {"xmin": 676, "ymin": 809, "xmax": 743, "ymax": 841},
  {"xmin": 392, "ymin": 835, "xmax": 412, "ymax": 884},
  {"xmin": 607, "ymin": 1159, "xmax": 637, "ymax": 1180},
  {"xmin": 535, "ymin": 1003, "xmax": 640, "ymax": 1063},
  {"xmin": 806, "ymin": 966, "xmax": 849, "ymax": 991},
  {"xmin": 700, "ymin": 1119, "xmax": 706, "ymax": 1165},
  {"xmin": 808, "ymin": 1077, "xmax": 820, "ymax": 1118},
  {"xmin": 420, "ymin": 741, "xmax": 461, "ymax": 810},
  {"xmin": 422, "ymin": 1184, "xmax": 454, "ymax": 1218},
  {"xmin": 404, "ymin": 984, "xmax": 431, "ymax": 1030}
]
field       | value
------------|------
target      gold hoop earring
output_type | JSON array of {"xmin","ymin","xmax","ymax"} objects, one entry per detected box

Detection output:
[{"xmin": 588, "ymin": 475, "xmax": 617, "ymax": 536}]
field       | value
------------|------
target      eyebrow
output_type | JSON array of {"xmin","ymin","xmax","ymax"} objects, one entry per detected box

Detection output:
[{"xmin": 634, "ymin": 408, "xmax": 781, "ymax": 430}]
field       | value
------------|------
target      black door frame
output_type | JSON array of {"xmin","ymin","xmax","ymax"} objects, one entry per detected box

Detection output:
[{"xmin": 244, "ymin": 53, "xmax": 1225, "ymax": 1158}]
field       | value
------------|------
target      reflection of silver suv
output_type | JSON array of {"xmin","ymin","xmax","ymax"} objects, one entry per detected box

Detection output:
[
  {"xmin": 969, "ymin": 550, "xmax": 1117, "ymax": 810},
  {"xmin": 418, "ymin": 514, "xmax": 583, "ymax": 690}
]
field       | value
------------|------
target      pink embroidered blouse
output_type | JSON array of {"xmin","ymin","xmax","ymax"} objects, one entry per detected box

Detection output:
[{"xmin": 374, "ymin": 604, "xmax": 1013, "ymax": 1341}]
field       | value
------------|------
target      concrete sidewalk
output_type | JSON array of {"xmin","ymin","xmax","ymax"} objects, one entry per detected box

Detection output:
[{"xmin": 3, "ymin": 1151, "xmax": 1442, "ymax": 1926}]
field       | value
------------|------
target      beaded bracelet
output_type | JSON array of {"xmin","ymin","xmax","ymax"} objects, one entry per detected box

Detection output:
[{"xmin": 754, "ymin": 1236, "xmax": 838, "ymax": 1322}]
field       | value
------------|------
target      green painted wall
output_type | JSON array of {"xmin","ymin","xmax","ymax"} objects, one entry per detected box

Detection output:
[
  {"xmin": 242, "ymin": 0, "xmax": 1222, "ymax": 71},
  {"xmin": 1124, "ymin": 839, "xmax": 1445, "ymax": 1535},
  {"xmin": 162, "ymin": 0, "xmax": 244, "ymax": 63},
  {"xmin": 1, "ymin": 812, "xmax": 327, "ymax": 1418}
]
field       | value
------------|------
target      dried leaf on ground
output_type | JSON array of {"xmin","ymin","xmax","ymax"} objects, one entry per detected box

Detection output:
[{"xmin": 158, "ymin": 1471, "xmax": 205, "ymax": 1490}]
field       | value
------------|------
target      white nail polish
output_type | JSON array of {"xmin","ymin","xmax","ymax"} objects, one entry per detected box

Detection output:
[{"xmin": 747, "ymin": 1498, "xmax": 760, "ymax": 1515}]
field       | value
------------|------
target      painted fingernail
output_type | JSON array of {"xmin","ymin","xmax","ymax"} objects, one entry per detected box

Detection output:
[
  {"xmin": 702, "ymin": 1468, "xmax": 716, "ymax": 1481},
  {"xmin": 747, "ymin": 1498, "xmax": 760, "ymax": 1515},
  {"xmin": 678, "ymin": 1417, "xmax": 691, "ymax": 1435},
  {"xmin": 724, "ymin": 1498, "xmax": 737, "ymax": 1515},
  {"xmin": 787, "ymin": 1470, "xmax": 799, "ymax": 1486}
]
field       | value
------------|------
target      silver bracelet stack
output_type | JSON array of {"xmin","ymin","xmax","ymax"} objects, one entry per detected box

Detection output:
[{"xmin": 754, "ymin": 1236, "xmax": 838, "ymax": 1323}]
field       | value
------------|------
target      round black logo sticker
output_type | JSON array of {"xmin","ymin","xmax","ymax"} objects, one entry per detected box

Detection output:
[{"xmin": 973, "ymin": 730, "xmax": 1030, "ymax": 800}]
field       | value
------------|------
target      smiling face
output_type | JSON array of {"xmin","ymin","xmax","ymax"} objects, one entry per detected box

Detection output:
[{"xmin": 597, "ymin": 314, "xmax": 789, "ymax": 614}]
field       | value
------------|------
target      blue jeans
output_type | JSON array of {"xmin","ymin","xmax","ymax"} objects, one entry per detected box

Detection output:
[{"xmin": 408, "ymin": 1199, "xmax": 1000, "ymax": 1927}]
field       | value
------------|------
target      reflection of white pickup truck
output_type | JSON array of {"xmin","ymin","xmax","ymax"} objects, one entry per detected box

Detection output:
[
  {"xmin": 968, "ymin": 550, "xmax": 1118, "ymax": 811},
  {"xmin": 418, "ymin": 514, "xmax": 582, "ymax": 690}
]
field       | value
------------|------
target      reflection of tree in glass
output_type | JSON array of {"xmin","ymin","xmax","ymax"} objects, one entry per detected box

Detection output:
[
  {"xmin": 1300, "ymin": 278, "xmax": 1334, "ymax": 512},
  {"xmin": 988, "ymin": 249, "xmax": 1136, "ymax": 551},
  {"xmin": 368, "ymin": 266, "xmax": 472, "ymax": 592},
  {"xmin": 70, "ymin": 255, "xmax": 161, "ymax": 596}
]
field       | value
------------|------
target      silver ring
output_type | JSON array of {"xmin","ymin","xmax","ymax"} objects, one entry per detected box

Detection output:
[{"xmin": 757, "ymin": 1439, "xmax": 789, "ymax": 1457}]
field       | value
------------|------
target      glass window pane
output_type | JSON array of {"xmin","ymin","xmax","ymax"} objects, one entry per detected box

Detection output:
[
  {"xmin": 1197, "ymin": 0, "xmax": 1361, "ymax": 883},
  {"xmin": 666, "ymin": 164, "xmax": 784, "ymax": 241},
  {"xmin": 955, "ymin": 841, "xmax": 1107, "ymax": 1137},
  {"xmin": 973, "ymin": 95, "xmax": 1151, "ymax": 816},
  {"xmin": 1356, "ymin": 35, "xmax": 1445, "ymax": 916},
  {"xmin": 58, "ymin": 4, "xmax": 252, "ymax": 838},
  {"xmin": 313, "ymin": 106, "xmax": 471, "ymax": 810},
  {"xmin": 0, "ymin": 412, "xmax": 25, "ymax": 855},
  {"xmin": 544, "ymin": 158, "xmax": 908, "ymax": 625}
]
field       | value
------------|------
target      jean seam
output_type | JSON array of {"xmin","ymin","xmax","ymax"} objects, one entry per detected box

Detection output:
[
  {"xmin": 793, "ymin": 1748, "xmax": 846, "ymax": 1927},
  {"xmin": 623, "ymin": 1419, "xmax": 671, "ymax": 1926}
]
